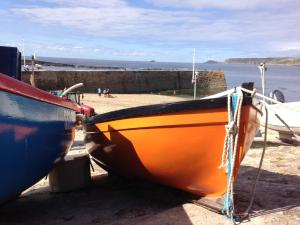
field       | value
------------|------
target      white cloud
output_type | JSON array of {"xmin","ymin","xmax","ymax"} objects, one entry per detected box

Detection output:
[
  {"xmin": 146, "ymin": 0, "xmax": 300, "ymax": 11},
  {"xmin": 12, "ymin": 6, "xmax": 211, "ymax": 41},
  {"xmin": 5, "ymin": 39, "xmax": 148, "ymax": 58},
  {"xmin": 73, "ymin": 46, "xmax": 84, "ymax": 49},
  {"xmin": 41, "ymin": 0, "xmax": 127, "ymax": 8},
  {"xmin": 12, "ymin": 4, "xmax": 300, "ymax": 44},
  {"xmin": 46, "ymin": 45, "xmax": 67, "ymax": 51},
  {"xmin": 9, "ymin": 0, "xmax": 300, "ymax": 59},
  {"xmin": 275, "ymin": 42, "xmax": 300, "ymax": 51}
]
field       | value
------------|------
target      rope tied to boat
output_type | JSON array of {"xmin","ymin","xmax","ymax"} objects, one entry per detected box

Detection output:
[
  {"xmin": 220, "ymin": 88, "xmax": 273, "ymax": 222},
  {"xmin": 203, "ymin": 86, "xmax": 298, "ymax": 222},
  {"xmin": 225, "ymin": 122, "xmax": 238, "ymax": 135},
  {"xmin": 219, "ymin": 88, "xmax": 244, "ymax": 224},
  {"xmin": 241, "ymin": 87, "xmax": 300, "ymax": 141}
]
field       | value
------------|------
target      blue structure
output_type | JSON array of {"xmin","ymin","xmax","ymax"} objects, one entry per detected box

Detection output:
[
  {"xmin": 0, "ymin": 46, "xmax": 21, "ymax": 80},
  {"xmin": 0, "ymin": 46, "xmax": 76, "ymax": 204},
  {"xmin": 0, "ymin": 90, "xmax": 75, "ymax": 204}
]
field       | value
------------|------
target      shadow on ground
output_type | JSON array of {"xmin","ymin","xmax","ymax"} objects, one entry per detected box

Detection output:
[
  {"xmin": 251, "ymin": 139, "xmax": 290, "ymax": 148},
  {"xmin": 0, "ymin": 165, "xmax": 299, "ymax": 224},
  {"xmin": 235, "ymin": 165, "xmax": 300, "ymax": 218},
  {"xmin": 0, "ymin": 174, "xmax": 194, "ymax": 225}
]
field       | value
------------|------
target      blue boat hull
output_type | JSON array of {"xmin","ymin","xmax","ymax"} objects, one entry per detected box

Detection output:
[{"xmin": 0, "ymin": 90, "xmax": 76, "ymax": 204}]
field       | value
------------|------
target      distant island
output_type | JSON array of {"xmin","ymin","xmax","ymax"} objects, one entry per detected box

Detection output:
[
  {"xmin": 203, "ymin": 60, "xmax": 221, "ymax": 64},
  {"xmin": 224, "ymin": 57, "xmax": 300, "ymax": 66}
]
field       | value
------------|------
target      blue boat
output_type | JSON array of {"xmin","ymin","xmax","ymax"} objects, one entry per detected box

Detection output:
[{"xmin": 0, "ymin": 47, "xmax": 77, "ymax": 204}]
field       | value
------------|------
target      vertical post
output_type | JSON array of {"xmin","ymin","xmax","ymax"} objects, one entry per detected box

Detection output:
[
  {"xmin": 192, "ymin": 48, "xmax": 195, "ymax": 80},
  {"xmin": 22, "ymin": 39, "xmax": 26, "ymax": 67},
  {"xmin": 258, "ymin": 62, "xmax": 267, "ymax": 100},
  {"xmin": 192, "ymin": 48, "xmax": 196, "ymax": 100},
  {"xmin": 194, "ymin": 71, "xmax": 198, "ymax": 100},
  {"xmin": 30, "ymin": 53, "xmax": 36, "ymax": 87}
]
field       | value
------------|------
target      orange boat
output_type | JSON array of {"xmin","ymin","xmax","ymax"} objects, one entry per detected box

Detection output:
[{"xmin": 84, "ymin": 89, "xmax": 261, "ymax": 198}]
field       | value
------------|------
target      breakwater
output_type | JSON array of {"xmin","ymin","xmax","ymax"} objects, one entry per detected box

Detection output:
[{"xmin": 22, "ymin": 70, "xmax": 226, "ymax": 95}]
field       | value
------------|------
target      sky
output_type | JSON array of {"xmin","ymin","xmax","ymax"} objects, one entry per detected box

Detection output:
[{"xmin": 0, "ymin": 0, "xmax": 300, "ymax": 62}]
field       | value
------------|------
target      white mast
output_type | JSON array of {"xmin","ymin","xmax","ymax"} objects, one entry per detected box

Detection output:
[{"xmin": 22, "ymin": 39, "xmax": 30, "ymax": 71}]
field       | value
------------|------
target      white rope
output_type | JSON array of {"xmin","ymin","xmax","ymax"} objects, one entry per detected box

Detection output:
[
  {"xmin": 217, "ymin": 86, "xmax": 298, "ymax": 222},
  {"xmin": 219, "ymin": 89, "xmax": 244, "ymax": 220},
  {"xmin": 240, "ymin": 87, "xmax": 300, "ymax": 113},
  {"xmin": 203, "ymin": 87, "xmax": 300, "ymax": 114},
  {"xmin": 219, "ymin": 92, "xmax": 232, "ymax": 169},
  {"xmin": 238, "ymin": 87, "xmax": 300, "ymax": 140},
  {"xmin": 205, "ymin": 87, "xmax": 299, "ymax": 142},
  {"xmin": 239, "ymin": 87, "xmax": 300, "ymax": 139}
]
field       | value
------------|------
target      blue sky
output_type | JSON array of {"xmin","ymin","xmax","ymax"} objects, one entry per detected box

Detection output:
[{"xmin": 0, "ymin": 0, "xmax": 300, "ymax": 62}]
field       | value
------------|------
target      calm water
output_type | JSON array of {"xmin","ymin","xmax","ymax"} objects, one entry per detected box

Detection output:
[{"xmin": 37, "ymin": 57, "xmax": 300, "ymax": 102}]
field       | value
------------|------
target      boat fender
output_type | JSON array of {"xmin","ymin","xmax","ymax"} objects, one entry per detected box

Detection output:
[{"xmin": 268, "ymin": 90, "xmax": 285, "ymax": 104}]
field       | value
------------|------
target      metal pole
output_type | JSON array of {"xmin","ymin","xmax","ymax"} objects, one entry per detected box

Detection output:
[
  {"xmin": 30, "ymin": 53, "xmax": 36, "ymax": 87},
  {"xmin": 192, "ymin": 48, "xmax": 196, "ymax": 100},
  {"xmin": 258, "ymin": 62, "xmax": 267, "ymax": 98},
  {"xmin": 194, "ymin": 71, "xmax": 199, "ymax": 100},
  {"xmin": 192, "ymin": 48, "xmax": 195, "ymax": 80},
  {"xmin": 22, "ymin": 39, "xmax": 26, "ymax": 67},
  {"xmin": 194, "ymin": 79, "xmax": 197, "ymax": 100}
]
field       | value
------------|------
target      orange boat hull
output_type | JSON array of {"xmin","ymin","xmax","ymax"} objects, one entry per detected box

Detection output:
[{"xmin": 85, "ymin": 98, "xmax": 260, "ymax": 197}]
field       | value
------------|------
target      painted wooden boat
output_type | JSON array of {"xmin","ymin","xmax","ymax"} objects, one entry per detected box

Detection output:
[
  {"xmin": 0, "ymin": 73, "xmax": 77, "ymax": 204},
  {"xmin": 85, "ymin": 91, "xmax": 261, "ymax": 197}
]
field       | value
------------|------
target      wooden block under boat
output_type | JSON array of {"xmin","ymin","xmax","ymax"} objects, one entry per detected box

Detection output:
[
  {"xmin": 191, "ymin": 197, "xmax": 224, "ymax": 214},
  {"xmin": 49, "ymin": 154, "xmax": 91, "ymax": 192}
]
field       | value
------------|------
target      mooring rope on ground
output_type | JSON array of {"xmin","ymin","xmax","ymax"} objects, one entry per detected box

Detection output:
[{"xmin": 237, "ymin": 105, "xmax": 269, "ymax": 220}]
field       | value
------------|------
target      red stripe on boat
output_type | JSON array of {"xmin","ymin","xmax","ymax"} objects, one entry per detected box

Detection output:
[{"xmin": 0, "ymin": 73, "xmax": 77, "ymax": 110}]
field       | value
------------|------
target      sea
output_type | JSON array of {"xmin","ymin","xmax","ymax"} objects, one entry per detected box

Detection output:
[{"xmin": 37, "ymin": 57, "xmax": 300, "ymax": 102}]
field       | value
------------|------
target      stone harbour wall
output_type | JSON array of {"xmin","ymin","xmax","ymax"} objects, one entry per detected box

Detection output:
[{"xmin": 22, "ymin": 70, "xmax": 227, "ymax": 94}]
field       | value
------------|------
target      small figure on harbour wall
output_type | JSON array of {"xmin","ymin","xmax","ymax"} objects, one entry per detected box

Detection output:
[{"xmin": 97, "ymin": 87, "xmax": 101, "ymax": 96}]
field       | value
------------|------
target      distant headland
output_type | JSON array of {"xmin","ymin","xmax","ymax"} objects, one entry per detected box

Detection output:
[
  {"xmin": 224, "ymin": 57, "xmax": 300, "ymax": 66},
  {"xmin": 203, "ymin": 60, "xmax": 221, "ymax": 64}
]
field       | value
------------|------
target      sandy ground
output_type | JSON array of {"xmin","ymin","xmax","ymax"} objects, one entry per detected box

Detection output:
[
  {"xmin": 82, "ymin": 93, "xmax": 189, "ymax": 114},
  {"xmin": 0, "ymin": 94, "xmax": 299, "ymax": 225}
]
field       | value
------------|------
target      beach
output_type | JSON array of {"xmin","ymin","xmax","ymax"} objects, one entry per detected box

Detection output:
[{"xmin": 0, "ymin": 94, "xmax": 299, "ymax": 225}]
